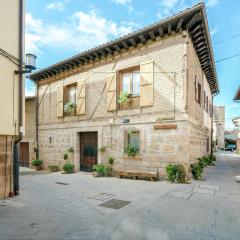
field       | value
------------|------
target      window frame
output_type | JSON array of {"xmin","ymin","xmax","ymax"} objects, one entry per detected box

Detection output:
[
  {"xmin": 124, "ymin": 130, "xmax": 140, "ymax": 156},
  {"xmin": 118, "ymin": 66, "xmax": 140, "ymax": 110},
  {"xmin": 64, "ymin": 83, "xmax": 77, "ymax": 116}
]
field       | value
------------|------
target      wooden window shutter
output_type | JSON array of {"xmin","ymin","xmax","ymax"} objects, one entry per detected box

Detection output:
[
  {"xmin": 140, "ymin": 61, "xmax": 154, "ymax": 107},
  {"xmin": 57, "ymin": 85, "xmax": 64, "ymax": 117},
  {"xmin": 106, "ymin": 72, "xmax": 117, "ymax": 111},
  {"xmin": 76, "ymin": 81, "xmax": 86, "ymax": 115}
]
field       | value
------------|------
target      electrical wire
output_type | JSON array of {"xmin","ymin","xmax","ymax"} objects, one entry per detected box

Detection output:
[{"xmin": 213, "ymin": 33, "xmax": 240, "ymax": 45}]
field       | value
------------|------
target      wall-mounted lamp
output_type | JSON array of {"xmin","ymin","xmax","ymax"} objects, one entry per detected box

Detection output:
[{"xmin": 15, "ymin": 53, "xmax": 37, "ymax": 74}]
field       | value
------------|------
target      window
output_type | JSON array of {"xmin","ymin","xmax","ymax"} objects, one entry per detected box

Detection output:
[
  {"xmin": 197, "ymin": 83, "xmax": 201, "ymax": 105},
  {"xmin": 64, "ymin": 83, "xmax": 77, "ymax": 115},
  {"xmin": 204, "ymin": 91, "xmax": 206, "ymax": 110},
  {"xmin": 206, "ymin": 96, "xmax": 208, "ymax": 113},
  {"xmin": 118, "ymin": 67, "xmax": 140, "ymax": 109},
  {"xmin": 125, "ymin": 130, "xmax": 140, "ymax": 155}
]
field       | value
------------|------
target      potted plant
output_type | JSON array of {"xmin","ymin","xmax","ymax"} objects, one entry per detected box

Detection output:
[
  {"xmin": 63, "ymin": 162, "xmax": 75, "ymax": 174},
  {"xmin": 125, "ymin": 144, "xmax": 138, "ymax": 157},
  {"xmin": 108, "ymin": 156, "xmax": 114, "ymax": 165},
  {"xmin": 32, "ymin": 159, "xmax": 43, "ymax": 171},
  {"xmin": 117, "ymin": 92, "xmax": 129, "ymax": 105},
  {"xmin": 64, "ymin": 102, "xmax": 76, "ymax": 115}
]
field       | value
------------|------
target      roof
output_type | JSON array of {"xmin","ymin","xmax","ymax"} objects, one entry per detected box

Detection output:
[
  {"xmin": 233, "ymin": 87, "xmax": 240, "ymax": 101},
  {"xmin": 29, "ymin": 2, "xmax": 219, "ymax": 94}
]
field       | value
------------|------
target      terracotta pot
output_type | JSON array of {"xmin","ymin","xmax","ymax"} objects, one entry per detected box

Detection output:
[{"xmin": 35, "ymin": 166, "xmax": 42, "ymax": 171}]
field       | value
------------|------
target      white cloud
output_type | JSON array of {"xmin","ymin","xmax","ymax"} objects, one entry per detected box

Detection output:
[
  {"xmin": 25, "ymin": 85, "xmax": 35, "ymax": 97},
  {"xmin": 229, "ymin": 104, "xmax": 240, "ymax": 109},
  {"xmin": 25, "ymin": 11, "xmax": 137, "ymax": 54},
  {"xmin": 46, "ymin": 1, "xmax": 65, "ymax": 11},
  {"xmin": 111, "ymin": 0, "xmax": 134, "ymax": 12},
  {"xmin": 210, "ymin": 26, "xmax": 219, "ymax": 37},
  {"xmin": 157, "ymin": 0, "xmax": 188, "ymax": 19},
  {"xmin": 206, "ymin": 0, "xmax": 220, "ymax": 8}
]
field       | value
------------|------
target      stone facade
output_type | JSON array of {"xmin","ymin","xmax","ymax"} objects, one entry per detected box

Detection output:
[
  {"xmin": 213, "ymin": 106, "xmax": 225, "ymax": 150},
  {"xmin": 0, "ymin": 136, "xmax": 15, "ymax": 198},
  {"xmin": 21, "ymin": 97, "xmax": 36, "ymax": 166},
  {"xmin": 35, "ymin": 31, "xmax": 213, "ymax": 177}
]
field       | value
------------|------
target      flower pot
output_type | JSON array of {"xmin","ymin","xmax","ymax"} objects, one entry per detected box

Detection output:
[{"xmin": 35, "ymin": 166, "xmax": 42, "ymax": 171}]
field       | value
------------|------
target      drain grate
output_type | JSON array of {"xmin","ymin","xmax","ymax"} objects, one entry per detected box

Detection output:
[
  {"xmin": 55, "ymin": 182, "xmax": 69, "ymax": 185},
  {"xmin": 88, "ymin": 193, "xmax": 115, "ymax": 201},
  {"xmin": 99, "ymin": 199, "xmax": 130, "ymax": 209}
]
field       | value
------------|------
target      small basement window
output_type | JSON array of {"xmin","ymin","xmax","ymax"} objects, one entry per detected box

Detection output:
[
  {"xmin": 118, "ymin": 67, "xmax": 140, "ymax": 109},
  {"xmin": 125, "ymin": 130, "xmax": 140, "ymax": 157}
]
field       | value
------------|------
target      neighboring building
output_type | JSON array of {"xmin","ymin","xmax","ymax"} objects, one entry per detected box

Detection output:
[
  {"xmin": 213, "ymin": 106, "xmax": 225, "ymax": 150},
  {"xmin": 233, "ymin": 87, "xmax": 240, "ymax": 151},
  {"xmin": 30, "ymin": 3, "xmax": 219, "ymax": 177},
  {"xmin": 0, "ymin": 1, "xmax": 25, "ymax": 198},
  {"xmin": 20, "ymin": 97, "xmax": 36, "ymax": 167}
]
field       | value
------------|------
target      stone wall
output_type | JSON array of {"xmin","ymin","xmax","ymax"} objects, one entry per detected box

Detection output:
[
  {"xmin": 21, "ymin": 97, "xmax": 36, "ymax": 165},
  {"xmin": 0, "ymin": 136, "xmax": 14, "ymax": 198},
  {"xmin": 36, "ymin": 31, "xmax": 213, "ymax": 176}
]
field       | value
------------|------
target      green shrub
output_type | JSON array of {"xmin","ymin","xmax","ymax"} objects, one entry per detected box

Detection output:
[
  {"xmin": 67, "ymin": 147, "xmax": 74, "ymax": 153},
  {"xmin": 98, "ymin": 146, "xmax": 106, "ymax": 153},
  {"xmin": 63, "ymin": 163, "xmax": 75, "ymax": 173},
  {"xmin": 63, "ymin": 152, "xmax": 68, "ymax": 160},
  {"xmin": 93, "ymin": 164, "xmax": 112, "ymax": 176},
  {"xmin": 209, "ymin": 154, "xmax": 216, "ymax": 162},
  {"xmin": 48, "ymin": 164, "xmax": 60, "ymax": 172},
  {"xmin": 32, "ymin": 159, "xmax": 43, "ymax": 166},
  {"xmin": 166, "ymin": 164, "xmax": 186, "ymax": 183},
  {"xmin": 125, "ymin": 144, "xmax": 138, "ymax": 157},
  {"xmin": 108, "ymin": 156, "xmax": 114, "ymax": 165},
  {"xmin": 191, "ymin": 162, "xmax": 203, "ymax": 180},
  {"xmin": 117, "ymin": 92, "xmax": 129, "ymax": 105}
]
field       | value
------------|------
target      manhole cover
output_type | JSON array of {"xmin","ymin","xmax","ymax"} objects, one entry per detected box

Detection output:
[
  {"xmin": 55, "ymin": 182, "xmax": 69, "ymax": 185},
  {"xmin": 167, "ymin": 190, "xmax": 192, "ymax": 200},
  {"xmin": 56, "ymin": 195, "xmax": 72, "ymax": 200},
  {"xmin": 99, "ymin": 199, "xmax": 130, "ymax": 209},
  {"xmin": 88, "ymin": 193, "xmax": 115, "ymax": 201},
  {"xmin": 193, "ymin": 187, "xmax": 215, "ymax": 195}
]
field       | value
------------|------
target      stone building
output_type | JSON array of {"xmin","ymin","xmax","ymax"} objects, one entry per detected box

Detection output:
[
  {"xmin": 233, "ymin": 87, "xmax": 240, "ymax": 151},
  {"xmin": 213, "ymin": 106, "xmax": 225, "ymax": 150},
  {"xmin": 30, "ymin": 3, "xmax": 219, "ymax": 177},
  {"xmin": 20, "ymin": 97, "xmax": 36, "ymax": 167},
  {"xmin": 0, "ymin": 0, "xmax": 25, "ymax": 198}
]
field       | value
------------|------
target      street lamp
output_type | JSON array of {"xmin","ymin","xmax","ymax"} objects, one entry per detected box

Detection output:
[{"xmin": 15, "ymin": 53, "xmax": 37, "ymax": 74}]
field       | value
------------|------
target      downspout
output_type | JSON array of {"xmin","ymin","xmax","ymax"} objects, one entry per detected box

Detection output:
[
  {"xmin": 35, "ymin": 82, "xmax": 39, "ymax": 159},
  {"xmin": 211, "ymin": 91, "xmax": 220, "ymax": 155},
  {"xmin": 13, "ymin": 0, "xmax": 24, "ymax": 196}
]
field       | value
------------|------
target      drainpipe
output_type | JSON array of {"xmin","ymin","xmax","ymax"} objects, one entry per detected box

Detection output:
[
  {"xmin": 211, "ymin": 91, "xmax": 220, "ymax": 156},
  {"xmin": 35, "ymin": 83, "xmax": 39, "ymax": 159},
  {"xmin": 13, "ymin": 0, "xmax": 24, "ymax": 196}
]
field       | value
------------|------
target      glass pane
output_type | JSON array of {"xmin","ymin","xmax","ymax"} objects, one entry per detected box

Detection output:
[
  {"xmin": 68, "ymin": 86, "xmax": 76, "ymax": 103},
  {"xmin": 83, "ymin": 144, "xmax": 97, "ymax": 156},
  {"xmin": 128, "ymin": 132, "xmax": 140, "ymax": 151},
  {"xmin": 132, "ymin": 71, "xmax": 140, "ymax": 96},
  {"xmin": 122, "ymin": 73, "xmax": 131, "ymax": 93}
]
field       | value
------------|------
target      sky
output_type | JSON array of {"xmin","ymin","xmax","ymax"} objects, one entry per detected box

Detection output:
[{"xmin": 25, "ymin": 0, "xmax": 240, "ymax": 129}]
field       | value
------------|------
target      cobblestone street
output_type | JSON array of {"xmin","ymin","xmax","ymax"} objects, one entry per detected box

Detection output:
[{"xmin": 0, "ymin": 152, "xmax": 240, "ymax": 240}]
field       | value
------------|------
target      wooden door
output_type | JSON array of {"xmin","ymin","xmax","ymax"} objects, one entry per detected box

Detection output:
[
  {"xmin": 80, "ymin": 132, "xmax": 98, "ymax": 172},
  {"xmin": 19, "ymin": 142, "xmax": 29, "ymax": 167}
]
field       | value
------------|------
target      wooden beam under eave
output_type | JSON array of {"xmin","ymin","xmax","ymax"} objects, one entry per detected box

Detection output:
[
  {"xmin": 176, "ymin": 18, "xmax": 184, "ymax": 32},
  {"xmin": 114, "ymin": 45, "xmax": 121, "ymax": 52},
  {"xmin": 129, "ymin": 38, "xmax": 137, "ymax": 47},
  {"xmin": 158, "ymin": 27, "xmax": 164, "ymax": 37},
  {"xmin": 121, "ymin": 40, "xmax": 129, "ymax": 49},
  {"xmin": 168, "ymin": 23, "xmax": 171, "ymax": 35},
  {"xmin": 186, "ymin": 12, "xmax": 202, "ymax": 30},
  {"xmin": 149, "ymin": 31, "xmax": 156, "ymax": 40},
  {"xmin": 105, "ymin": 47, "xmax": 112, "ymax": 54},
  {"xmin": 138, "ymin": 34, "xmax": 146, "ymax": 43},
  {"xmin": 99, "ymin": 49, "xmax": 107, "ymax": 57}
]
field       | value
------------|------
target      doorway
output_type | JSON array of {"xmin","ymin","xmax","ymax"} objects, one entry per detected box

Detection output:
[
  {"xmin": 19, "ymin": 142, "xmax": 29, "ymax": 167},
  {"xmin": 80, "ymin": 132, "xmax": 98, "ymax": 172}
]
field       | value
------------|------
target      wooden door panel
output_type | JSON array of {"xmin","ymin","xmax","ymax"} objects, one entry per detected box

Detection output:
[{"xmin": 80, "ymin": 132, "xmax": 98, "ymax": 172}]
